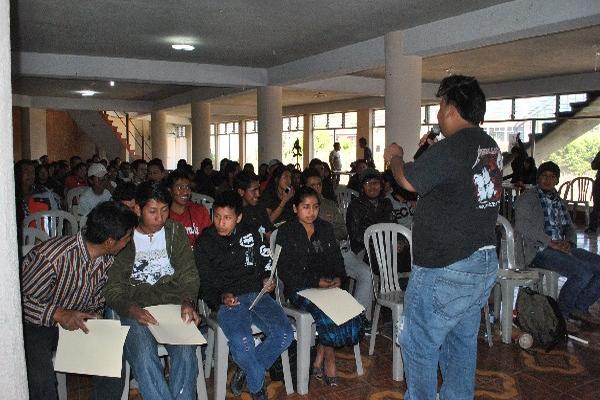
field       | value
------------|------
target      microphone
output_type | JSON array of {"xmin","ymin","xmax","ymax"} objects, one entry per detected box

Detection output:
[{"xmin": 414, "ymin": 125, "xmax": 441, "ymax": 160}]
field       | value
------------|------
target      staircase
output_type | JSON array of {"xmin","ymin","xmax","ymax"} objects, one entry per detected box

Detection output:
[
  {"xmin": 68, "ymin": 110, "xmax": 126, "ymax": 161},
  {"xmin": 101, "ymin": 111, "xmax": 152, "ymax": 161}
]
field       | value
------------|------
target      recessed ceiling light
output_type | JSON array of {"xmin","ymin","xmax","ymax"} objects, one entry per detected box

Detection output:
[
  {"xmin": 77, "ymin": 90, "xmax": 98, "ymax": 97},
  {"xmin": 172, "ymin": 44, "xmax": 195, "ymax": 51},
  {"xmin": 109, "ymin": 81, "xmax": 115, "ymax": 87}
]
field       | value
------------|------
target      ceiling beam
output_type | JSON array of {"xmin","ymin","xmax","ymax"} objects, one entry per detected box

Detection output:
[
  {"xmin": 403, "ymin": 0, "xmax": 600, "ymax": 57},
  {"xmin": 12, "ymin": 52, "xmax": 268, "ymax": 88},
  {"xmin": 153, "ymin": 87, "xmax": 244, "ymax": 110},
  {"xmin": 12, "ymin": 94, "xmax": 153, "ymax": 112}
]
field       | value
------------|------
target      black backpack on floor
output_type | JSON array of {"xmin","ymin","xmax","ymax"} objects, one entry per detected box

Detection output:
[{"xmin": 515, "ymin": 287, "xmax": 567, "ymax": 351}]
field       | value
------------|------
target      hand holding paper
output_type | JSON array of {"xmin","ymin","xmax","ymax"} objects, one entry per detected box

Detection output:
[
  {"xmin": 53, "ymin": 307, "xmax": 98, "ymax": 333},
  {"xmin": 144, "ymin": 304, "xmax": 207, "ymax": 345},
  {"xmin": 249, "ymin": 244, "xmax": 282, "ymax": 310}
]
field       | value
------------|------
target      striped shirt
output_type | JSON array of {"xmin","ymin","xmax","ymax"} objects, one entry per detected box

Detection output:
[{"xmin": 21, "ymin": 232, "xmax": 114, "ymax": 327}]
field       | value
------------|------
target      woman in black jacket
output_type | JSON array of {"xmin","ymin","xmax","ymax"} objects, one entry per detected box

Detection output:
[{"xmin": 277, "ymin": 187, "xmax": 363, "ymax": 386}]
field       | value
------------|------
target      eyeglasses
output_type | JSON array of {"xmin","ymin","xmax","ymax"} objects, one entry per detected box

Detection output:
[
  {"xmin": 174, "ymin": 184, "xmax": 191, "ymax": 191},
  {"xmin": 539, "ymin": 173, "xmax": 557, "ymax": 180}
]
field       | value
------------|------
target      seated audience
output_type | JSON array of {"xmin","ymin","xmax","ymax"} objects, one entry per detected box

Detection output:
[
  {"xmin": 515, "ymin": 161, "xmax": 600, "ymax": 329},
  {"xmin": 117, "ymin": 161, "xmax": 132, "ymax": 183},
  {"xmin": 302, "ymin": 168, "xmax": 346, "ymax": 241},
  {"xmin": 277, "ymin": 187, "xmax": 364, "ymax": 386},
  {"xmin": 243, "ymin": 163, "xmax": 255, "ymax": 174},
  {"xmin": 78, "ymin": 163, "xmax": 112, "ymax": 218},
  {"xmin": 166, "ymin": 169, "xmax": 211, "ymax": 249},
  {"xmin": 382, "ymin": 170, "xmax": 416, "ymax": 228},
  {"xmin": 21, "ymin": 201, "xmax": 137, "ymax": 400},
  {"xmin": 234, "ymin": 171, "xmax": 275, "ymax": 238},
  {"xmin": 112, "ymin": 181, "xmax": 137, "ymax": 211},
  {"xmin": 308, "ymin": 158, "xmax": 336, "ymax": 201},
  {"xmin": 105, "ymin": 181, "xmax": 201, "ymax": 400},
  {"xmin": 216, "ymin": 161, "xmax": 241, "ymax": 194},
  {"xmin": 194, "ymin": 158, "xmax": 216, "ymax": 198},
  {"xmin": 195, "ymin": 191, "xmax": 293, "ymax": 400},
  {"xmin": 259, "ymin": 164, "xmax": 295, "ymax": 225},
  {"xmin": 15, "ymin": 160, "xmax": 56, "ymax": 233},
  {"xmin": 130, "ymin": 159, "xmax": 148, "ymax": 186},
  {"xmin": 64, "ymin": 162, "xmax": 88, "ymax": 191},
  {"xmin": 347, "ymin": 159, "xmax": 368, "ymax": 193},
  {"xmin": 520, "ymin": 156, "xmax": 537, "ymax": 185},
  {"xmin": 147, "ymin": 158, "xmax": 165, "ymax": 183}
]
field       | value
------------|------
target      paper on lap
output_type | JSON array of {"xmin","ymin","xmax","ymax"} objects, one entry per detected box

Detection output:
[
  {"xmin": 297, "ymin": 287, "xmax": 365, "ymax": 326},
  {"xmin": 249, "ymin": 244, "xmax": 281, "ymax": 310},
  {"xmin": 54, "ymin": 319, "xmax": 129, "ymax": 378},
  {"xmin": 144, "ymin": 304, "xmax": 207, "ymax": 345}
]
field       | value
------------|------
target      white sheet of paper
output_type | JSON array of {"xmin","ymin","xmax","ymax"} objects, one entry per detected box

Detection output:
[
  {"xmin": 144, "ymin": 304, "xmax": 207, "ymax": 345},
  {"xmin": 297, "ymin": 287, "xmax": 365, "ymax": 326},
  {"xmin": 249, "ymin": 244, "xmax": 281, "ymax": 310},
  {"xmin": 54, "ymin": 319, "xmax": 129, "ymax": 378}
]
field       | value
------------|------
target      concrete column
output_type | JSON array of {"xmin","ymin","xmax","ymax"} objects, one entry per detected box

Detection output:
[
  {"xmin": 238, "ymin": 119, "xmax": 245, "ymax": 166},
  {"xmin": 302, "ymin": 114, "xmax": 312, "ymax": 168},
  {"xmin": 385, "ymin": 31, "xmax": 422, "ymax": 159},
  {"xmin": 150, "ymin": 110, "xmax": 168, "ymax": 162},
  {"xmin": 191, "ymin": 102, "xmax": 211, "ymax": 170},
  {"xmin": 185, "ymin": 124, "xmax": 192, "ymax": 165},
  {"xmin": 1, "ymin": 0, "xmax": 29, "ymax": 396},
  {"xmin": 257, "ymin": 86, "xmax": 282, "ymax": 163},
  {"xmin": 21, "ymin": 107, "xmax": 47, "ymax": 160},
  {"xmin": 356, "ymin": 109, "xmax": 371, "ymax": 160}
]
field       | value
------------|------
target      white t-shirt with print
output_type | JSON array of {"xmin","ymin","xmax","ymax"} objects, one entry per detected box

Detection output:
[{"xmin": 131, "ymin": 227, "xmax": 174, "ymax": 285}]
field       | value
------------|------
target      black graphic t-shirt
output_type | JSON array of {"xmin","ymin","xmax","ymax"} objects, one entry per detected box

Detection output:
[{"xmin": 405, "ymin": 127, "xmax": 502, "ymax": 268}]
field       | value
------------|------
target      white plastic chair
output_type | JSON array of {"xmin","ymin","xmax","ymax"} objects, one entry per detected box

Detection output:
[
  {"xmin": 191, "ymin": 192, "xmax": 214, "ymax": 219},
  {"xmin": 335, "ymin": 188, "xmax": 358, "ymax": 222},
  {"xmin": 23, "ymin": 210, "xmax": 78, "ymax": 238},
  {"xmin": 53, "ymin": 354, "xmax": 67, "ymax": 400},
  {"xmin": 78, "ymin": 214, "xmax": 88, "ymax": 232},
  {"xmin": 22, "ymin": 227, "xmax": 50, "ymax": 257},
  {"xmin": 270, "ymin": 229, "xmax": 364, "ymax": 393},
  {"xmin": 564, "ymin": 177, "xmax": 594, "ymax": 226},
  {"xmin": 66, "ymin": 187, "xmax": 87, "ymax": 216},
  {"xmin": 364, "ymin": 223, "xmax": 409, "ymax": 382},
  {"xmin": 32, "ymin": 191, "xmax": 62, "ymax": 210},
  {"xmin": 494, "ymin": 215, "xmax": 540, "ymax": 344}
]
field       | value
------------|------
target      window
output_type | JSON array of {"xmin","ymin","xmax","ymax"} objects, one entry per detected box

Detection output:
[
  {"xmin": 217, "ymin": 122, "xmax": 239, "ymax": 163},
  {"xmin": 210, "ymin": 124, "xmax": 216, "ymax": 165},
  {"xmin": 282, "ymin": 115, "xmax": 303, "ymax": 167},
  {"xmin": 559, "ymin": 93, "xmax": 587, "ymax": 113},
  {"xmin": 245, "ymin": 120, "xmax": 258, "ymax": 170},
  {"xmin": 485, "ymin": 99, "xmax": 513, "ymax": 121},
  {"xmin": 515, "ymin": 96, "xmax": 556, "ymax": 119},
  {"xmin": 312, "ymin": 112, "xmax": 357, "ymax": 172}
]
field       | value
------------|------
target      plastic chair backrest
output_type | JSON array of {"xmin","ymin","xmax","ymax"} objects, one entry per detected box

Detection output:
[
  {"xmin": 32, "ymin": 191, "xmax": 61, "ymax": 210},
  {"xmin": 336, "ymin": 188, "xmax": 358, "ymax": 222},
  {"xmin": 568, "ymin": 177, "xmax": 594, "ymax": 202},
  {"xmin": 78, "ymin": 214, "xmax": 88, "ymax": 231},
  {"xmin": 363, "ymin": 223, "xmax": 412, "ymax": 295},
  {"xmin": 66, "ymin": 187, "xmax": 87, "ymax": 212},
  {"xmin": 191, "ymin": 193, "xmax": 214, "ymax": 219},
  {"xmin": 22, "ymin": 227, "xmax": 51, "ymax": 256},
  {"xmin": 557, "ymin": 181, "xmax": 570, "ymax": 199},
  {"xmin": 496, "ymin": 214, "xmax": 516, "ymax": 270},
  {"xmin": 23, "ymin": 210, "xmax": 78, "ymax": 238}
]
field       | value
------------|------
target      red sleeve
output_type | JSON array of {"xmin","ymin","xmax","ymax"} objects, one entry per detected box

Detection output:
[{"xmin": 190, "ymin": 203, "xmax": 211, "ymax": 233}]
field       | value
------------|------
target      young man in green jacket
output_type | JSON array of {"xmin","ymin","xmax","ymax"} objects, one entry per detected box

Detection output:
[{"xmin": 105, "ymin": 181, "xmax": 201, "ymax": 400}]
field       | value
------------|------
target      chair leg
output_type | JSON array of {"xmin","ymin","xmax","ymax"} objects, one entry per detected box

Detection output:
[
  {"xmin": 214, "ymin": 327, "xmax": 229, "ymax": 400},
  {"xmin": 493, "ymin": 283, "xmax": 501, "ymax": 327},
  {"xmin": 353, "ymin": 344, "xmax": 364, "ymax": 376},
  {"xmin": 121, "ymin": 361, "xmax": 130, "ymax": 400},
  {"xmin": 281, "ymin": 350, "xmax": 294, "ymax": 395},
  {"xmin": 295, "ymin": 320, "xmax": 313, "ymax": 395},
  {"xmin": 483, "ymin": 303, "xmax": 493, "ymax": 348},
  {"xmin": 56, "ymin": 372, "xmax": 67, "ymax": 400},
  {"xmin": 196, "ymin": 347, "xmax": 209, "ymax": 400},
  {"xmin": 204, "ymin": 325, "xmax": 215, "ymax": 379},
  {"xmin": 369, "ymin": 303, "xmax": 381, "ymax": 356},
  {"xmin": 391, "ymin": 306, "xmax": 404, "ymax": 381},
  {"xmin": 500, "ymin": 281, "xmax": 515, "ymax": 344}
]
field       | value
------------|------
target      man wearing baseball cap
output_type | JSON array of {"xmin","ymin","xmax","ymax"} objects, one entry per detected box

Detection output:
[{"xmin": 78, "ymin": 163, "xmax": 113, "ymax": 218}]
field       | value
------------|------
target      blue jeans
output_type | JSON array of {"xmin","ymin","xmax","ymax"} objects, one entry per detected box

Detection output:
[
  {"xmin": 217, "ymin": 293, "xmax": 294, "ymax": 393},
  {"xmin": 120, "ymin": 317, "xmax": 198, "ymax": 400},
  {"xmin": 532, "ymin": 247, "xmax": 600, "ymax": 317},
  {"xmin": 399, "ymin": 248, "xmax": 497, "ymax": 400}
]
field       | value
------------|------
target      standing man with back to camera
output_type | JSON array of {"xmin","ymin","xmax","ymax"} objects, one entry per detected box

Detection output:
[{"xmin": 384, "ymin": 75, "xmax": 502, "ymax": 400}]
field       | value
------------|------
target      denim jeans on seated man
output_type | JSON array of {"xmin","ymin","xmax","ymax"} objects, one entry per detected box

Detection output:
[
  {"xmin": 217, "ymin": 292, "xmax": 294, "ymax": 394},
  {"xmin": 120, "ymin": 317, "xmax": 198, "ymax": 400},
  {"xmin": 399, "ymin": 248, "xmax": 497, "ymax": 400},
  {"xmin": 532, "ymin": 247, "xmax": 600, "ymax": 318}
]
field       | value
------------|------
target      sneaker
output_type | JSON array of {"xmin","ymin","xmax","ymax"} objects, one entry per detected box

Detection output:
[
  {"xmin": 570, "ymin": 310, "xmax": 600, "ymax": 325},
  {"xmin": 251, "ymin": 384, "xmax": 267, "ymax": 400},
  {"xmin": 229, "ymin": 366, "xmax": 246, "ymax": 397}
]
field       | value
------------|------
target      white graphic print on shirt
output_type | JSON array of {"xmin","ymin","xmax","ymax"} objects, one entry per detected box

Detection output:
[
  {"xmin": 131, "ymin": 227, "xmax": 175, "ymax": 285},
  {"xmin": 472, "ymin": 146, "xmax": 503, "ymax": 209}
]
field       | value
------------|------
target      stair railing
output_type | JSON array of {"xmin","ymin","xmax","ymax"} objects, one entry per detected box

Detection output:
[{"xmin": 105, "ymin": 111, "xmax": 152, "ymax": 160}]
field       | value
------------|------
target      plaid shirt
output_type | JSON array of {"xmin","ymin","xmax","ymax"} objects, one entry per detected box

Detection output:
[{"xmin": 537, "ymin": 186, "xmax": 570, "ymax": 241}]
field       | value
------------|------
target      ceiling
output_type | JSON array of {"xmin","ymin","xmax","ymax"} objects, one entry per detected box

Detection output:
[
  {"xmin": 11, "ymin": 0, "xmax": 509, "ymax": 68},
  {"xmin": 354, "ymin": 25, "xmax": 600, "ymax": 84}
]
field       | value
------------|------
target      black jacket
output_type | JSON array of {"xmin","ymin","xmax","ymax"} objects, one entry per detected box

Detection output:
[
  {"xmin": 194, "ymin": 226, "xmax": 272, "ymax": 309},
  {"xmin": 276, "ymin": 218, "xmax": 346, "ymax": 298},
  {"xmin": 346, "ymin": 195, "xmax": 394, "ymax": 274}
]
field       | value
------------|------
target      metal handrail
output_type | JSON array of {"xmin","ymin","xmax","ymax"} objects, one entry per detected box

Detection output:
[{"xmin": 106, "ymin": 111, "xmax": 152, "ymax": 159}]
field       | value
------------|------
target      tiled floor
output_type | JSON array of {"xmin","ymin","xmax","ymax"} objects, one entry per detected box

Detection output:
[{"xmin": 67, "ymin": 230, "xmax": 600, "ymax": 400}]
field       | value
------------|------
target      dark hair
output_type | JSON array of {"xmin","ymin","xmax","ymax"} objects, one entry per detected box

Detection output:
[
  {"xmin": 308, "ymin": 158, "xmax": 323, "ymax": 169},
  {"xmin": 382, "ymin": 170, "xmax": 417, "ymax": 201},
  {"xmin": 301, "ymin": 168, "xmax": 322, "ymax": 185},
  {"xmin": 436, "ymin": 75, "xmax": 486, "ymax": 125},
  {"xmin": 537, "ymin": 161, "xmax": 560, "ymax": 180},
  {"xmin": 119, "ymin": 161, "xmax": 130, "ymax": 170},
  {"xmin": 265, "ymin": 164, "xmax": 291, "ymax": 195},
  {"xmin": 292, "ymin": 186, "xmax": 320, "ymax": 208},
  {"xmin": 135, "ymin": 180, "xmax": 172, "ymax": 209},
  {"xmin": 147, "ymin": 158, "xmax": 165, "ymax": 172},
  {"xmin": 83, "ymin": 201, "xmax": 138, "ymax": 244},
  {"xmin": 233, "ymin": 171, "xmax": 259, "ymax": 191},
  {"xmin": 243, "ymin": 163, "xmax": 255, "ymax": 174},
  {"xmin": 70, "ymin": 156, "xmax": 82, "ymax": 164},
  {"xmin": 201, "ymin": 158, "xmax": 213, "ymax": 170},
  {"xmin": 165, "ymin": 169, "xmax": 191, "ymax": 188},
  {"xmin": 213, "ymin": 190, "xmax": 243, "ymax": 215},
  {"xmin": 131, "ymin": 159, "xmax": 147, "ymax": 170},
  {"xmin": 224, "ymin": 161, "xmax": 240, "ymax": 177},
  {"xmin": 112, "ymin": 182, "xmax": 136, "ymax": 202},
  {"xmin": 359, "ymin": 137, "xmax": 367, "ymax": 145},
  {"xmin": 177, "ymin": 159, "xmax": 187, "ymax": 169}
]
